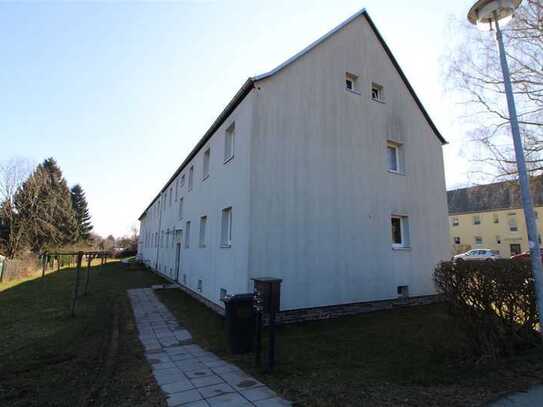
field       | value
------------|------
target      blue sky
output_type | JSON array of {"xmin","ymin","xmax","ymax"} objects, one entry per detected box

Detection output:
[{"xmin": 1, "ymin": 0, "xmax": 476, "ymax": 237}]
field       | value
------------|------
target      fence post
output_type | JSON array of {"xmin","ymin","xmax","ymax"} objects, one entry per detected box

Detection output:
[
  {"xmin": 84, "ymin": 254, "xmax": 93, "ymax": 296},
  {"xmin": 71, "ymin": 252, "xmax": 83, "ymax": 317},
  {"xmin": 42, "ymin": 253, "xmax": 47, "ymax": 278},
  {"xmin": 0, "ymin": 256, "xmax": 5, "ymax": 283}
]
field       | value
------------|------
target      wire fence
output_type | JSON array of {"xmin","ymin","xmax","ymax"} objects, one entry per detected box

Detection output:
[{"xmin": 0, "ymin": 255, "xmax": 40, "ymax": 283}]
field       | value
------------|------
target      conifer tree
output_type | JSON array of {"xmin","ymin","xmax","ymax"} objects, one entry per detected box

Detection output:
[{"xmin": 70, "ymin": 184, "xmax": 93, "ymax": 241}]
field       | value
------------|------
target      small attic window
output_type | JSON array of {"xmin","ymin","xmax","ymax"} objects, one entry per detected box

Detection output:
[
  {"xmin": 371, "ymin": 82, "xmax": 384, "ymax": 102},
  {"xmin": 345, "ymin": 73, "xmax": 359, "ymax": 93}
]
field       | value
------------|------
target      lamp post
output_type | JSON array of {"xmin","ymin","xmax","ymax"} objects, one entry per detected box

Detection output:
[{"xmin": 468, "ymin": 0, "xmax": 543, "ymax": 330}]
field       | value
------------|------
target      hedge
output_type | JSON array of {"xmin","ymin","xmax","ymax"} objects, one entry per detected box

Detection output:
[{"xmin": 434, "ymin": 259, "xmax": 540, "ymax": 358}]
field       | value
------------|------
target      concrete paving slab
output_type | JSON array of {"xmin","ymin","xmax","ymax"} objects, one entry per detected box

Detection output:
[
  {"xmin": 128, "ymin": 287, "xmax": 289, "ymax": 407},
  {"xmin": 198, "ymin": 383, "xmax": 236, "ymax": 399}
]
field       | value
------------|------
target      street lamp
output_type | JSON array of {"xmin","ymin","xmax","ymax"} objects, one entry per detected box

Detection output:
[{"xmin": 468, "ymin": 0, "xmax": 543, "ymax": 331}]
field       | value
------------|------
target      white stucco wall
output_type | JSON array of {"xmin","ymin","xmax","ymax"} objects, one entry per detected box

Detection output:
[
  {"xmin": 139, "ymin": 92, "xmax": 255, "ymax": 306},
  {"xmin": 248, "ymin": 15, "xmax": 450, "ymax": 310}
]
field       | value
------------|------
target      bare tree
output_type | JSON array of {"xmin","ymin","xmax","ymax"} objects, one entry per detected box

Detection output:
[
  {"xmin": 446, "ymin": 0, "xmax": 543, "ymax": 179},
  {"xmin": 0, "ymin": 158, "xmax": 34, "ymax": 258}
]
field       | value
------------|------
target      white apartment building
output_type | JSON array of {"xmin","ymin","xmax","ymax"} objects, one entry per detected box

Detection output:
[{"xmin": 138, "ymin": 9, "xmax": 450, "ymax": 312}]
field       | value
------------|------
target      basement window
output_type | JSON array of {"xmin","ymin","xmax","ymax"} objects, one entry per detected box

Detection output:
[
  {"xmin": 397, "ymin": 286, "xmax": 409, "ymax": 298},
  {"xmin": 345, "ymin": 72, "xmax": 359, "ymax": 93}
]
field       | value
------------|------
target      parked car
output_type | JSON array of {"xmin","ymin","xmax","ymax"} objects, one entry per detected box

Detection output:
[
  {"xmin": 511, "ymin": 249, "xmax": 543, "ymax": 262},
  {"xmin": 453, "ymin": 249, "xmax": 502, "ymax": 262}
]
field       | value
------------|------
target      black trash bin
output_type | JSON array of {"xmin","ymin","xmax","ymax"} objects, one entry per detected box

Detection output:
[{"xmin": 222, "ymin": 293, "xmax": 256, "ymax": 355}]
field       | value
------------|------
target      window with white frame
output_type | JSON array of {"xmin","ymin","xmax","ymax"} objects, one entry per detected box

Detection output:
[
  {"xmin": 345, "ymin": 72, "xmax": 359, "ymax": 93},
  {"xmin": 203, "ymin": 148, "xmax": 210, "ymax": 180},
  {"xmin": 225, "ymin": 123, "xmax": 235, "ymax": 162},
  {"xmin": 386, "ymin": 141, "xmax": 402, "ymax": 173},
  {"xmin": 188, "ymin": 166, "xmax": 194, "ymax": 191},
  {"xmin": 371, "ymin": 82, "xmax": 384, "ymax": 102},
  {"xmin": 508, "ymin": 214, "xmax": 518, "ymax": 231},
  {"xmin": 199, "ymin": 216, "xmax": 207, "ymax": 248},
  {"xmin": 185, "ymin": 221, "xmax": 191, "ymax": 248},
  {"xmin": 452, "ymin": 217, "xmax": 459, "ymax": 227},
  {"xmin": 178, "ymin": 197, "xmax": 184, "ymax": 220},
  {"xmin": 475, "ymin": 236, "xmax": 483, "ymax": 245},
  {"xmin": 391, "ymin": 215, "xmax": 410, "ymax": 249},
  {"xmin": 221, "ymin": 207, "xmax": 232, "ymax": 247},
  {"xmin": 454, "ymin": 236, "xmax": 461, "ymax": 245},
  {"xmin": 473, "ymin": 215, "xmax": 481, "ymax": 225}
]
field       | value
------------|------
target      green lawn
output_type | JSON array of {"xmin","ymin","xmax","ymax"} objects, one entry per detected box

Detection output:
[
  {"xmin": 2, "ymin": 261, "xmax": 542, "ymax": 407},
  {"xmin": 0, "ymin": 260, "xmax": 167, "ymax": 407},
  {"xmin": 157, "ymin": 285, "xmax": 543, "ymax": 407}
]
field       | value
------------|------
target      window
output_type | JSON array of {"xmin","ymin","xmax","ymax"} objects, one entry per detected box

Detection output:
[
  {"xmin": 185, "ymin": 221, "xmax": 191, "ymax": 248},
  {"xmin": 183, "ymin": 273, "xmax": 187, "ymax": 285},
  {"xmin": 386, "ymin": 141, "xmax": 401, "ymax": 173},
  {"xmin": 181, "ymin": 174, "xmax": 185, "ymax": 188},
  {"xmin": 175, "ymin": 179, "xmax": 179, "ymax": 201},
  {"xmin": 454, "ymin": 236, "xmax": 461, "ymax": 245},
  {"xmin": 199, "ymin": 216, "xmax": 207, "ymax": 248},
  {"xmin": 508, "ymin": 214, "xmax": 518, "ymax": 231},
  {"xmin": 188, "ymin": 166, "xmax": 194, "ymax": 191},
  {"xmin": 475, "ymin": 236, "xmax": 483, "ymax": 245},
  {"xmin": 220, "ymin": 288, "xmax": 227, "ymax": 300},
  {"xmin": 221, "ymin": 207, "xmax": 232, "ymax": 247},
  {"xmin": 510, "ymin": 243, "xmax": 522, "ymax": 256},
  {"xmin": 225, "ymin": 123, "xmax": 235, "ymax": 162},
  {"xmin": 178, "ymin": 197, "xmax": 184, "ymax": 220},
  {"xmin": 391, "ymin": 215, "xmax": 410, "ymax": 249},
  {"xmin": 473, "ymin": 215, "xmax": 481, "ymax": 225},
  {"xmin": 169, "ymin": 187, "xmax": 173, "ymax": 206},
  {"xmin": 452, "ymin": 217, "xmax": 459, "ymax": 227},
  {"xmin": 493, "ymin": 214, "xmax": 499, "ymax": 224},
  {"xmin": 496, "ymin": 235, "xmax": 502, "ymax": 244},
  {"xmin": 345, "ymin": 72, "xmax": 359, "ymax": 93},
  {"xmin": 203, "ymin": 147, "xmax": 210, "ymax": 180},
  {"xmin": 371, "ymin": 82, "xmax": 384, "ymax": 102},
  {"xmin": 397, "ymin": 286, "xmax": 409, "ymax": 298}
]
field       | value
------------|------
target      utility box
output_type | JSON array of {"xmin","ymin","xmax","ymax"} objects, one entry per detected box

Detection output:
[
  {"xmin": 252, "ymin": 278, "xmax": 282, "ymax": 314},
  {"xmin": 222, "ymin": 293, "xmax": 256, "ymax": 354}
]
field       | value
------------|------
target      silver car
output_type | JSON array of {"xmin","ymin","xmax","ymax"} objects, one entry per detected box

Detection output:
[{"xmin": 453, "ymin": 249, "xmax": 502, "ymax": 262}]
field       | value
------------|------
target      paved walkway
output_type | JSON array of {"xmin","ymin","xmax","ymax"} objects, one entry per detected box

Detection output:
[
  {"xmin": 490, "ymin": 385, "xmax": 543, "ymax": 406},
  {"xmin": 128, "ymin": 288, "xmax": 290, "ymax": 407}
]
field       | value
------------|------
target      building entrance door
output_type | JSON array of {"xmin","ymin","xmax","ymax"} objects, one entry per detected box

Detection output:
[{"xmin": 175, "ymin": 230, "xmax": 183, "ymax": 282}]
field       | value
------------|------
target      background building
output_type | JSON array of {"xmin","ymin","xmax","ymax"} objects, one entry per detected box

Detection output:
[{"xmin": 448, "ymin": 177, "xmax": 543, "ymax": 257}]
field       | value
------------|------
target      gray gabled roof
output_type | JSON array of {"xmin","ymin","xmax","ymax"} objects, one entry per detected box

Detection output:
[
  {"xmin": 447, "ymin": 176, "xmax": 543, "ymax": 215},
  {"xmin": 139, "ymin": 8, "xmax": 446, "ymax": 220}
]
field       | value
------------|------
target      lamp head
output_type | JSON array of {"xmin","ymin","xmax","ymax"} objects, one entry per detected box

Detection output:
[{"xmin": 468, "ymin": 0, "xmax": 522, "ymax": 30}]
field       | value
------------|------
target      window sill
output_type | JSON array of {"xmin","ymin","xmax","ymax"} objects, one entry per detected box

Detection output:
[
  {"xmin": 346, "ymin": 89, "xmax": 361, "ymax": 95},
  {"xmin": 387, "ymin": 170, "xmax": 405, "ymax": 176},
  {"xmin": 392, "ymin": 246, "xmax": 411, "ymax": 251},
  {"xmin": 220, "ymin": 244, "xmax": 232, "ymax": 249},
  {"xmin": 224, "ymin": 155, "xmax": 234, "ymax": 165},
  {"xmin": 371, "ymin": 98, "xmax": 386, "ymax": 104}
]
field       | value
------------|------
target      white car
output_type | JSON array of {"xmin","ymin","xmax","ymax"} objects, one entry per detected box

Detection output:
[{"xmin": 453, "ymin": 249, "xmax": 502, "ymax": 262}]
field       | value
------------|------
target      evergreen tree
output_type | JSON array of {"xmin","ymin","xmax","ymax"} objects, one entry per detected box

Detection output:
[
  {"xmin": 71, "ymin": 184, "xmax": 93, "ymax": 240},
  {"xmin": 15, "ymin": 158, "xmax": 78, "ymax": 252}
]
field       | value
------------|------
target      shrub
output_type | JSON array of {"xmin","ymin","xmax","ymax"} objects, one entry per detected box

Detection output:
[{"xmin": 434, "ymin": 259, "xmax": 540, "ymax": 359}]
